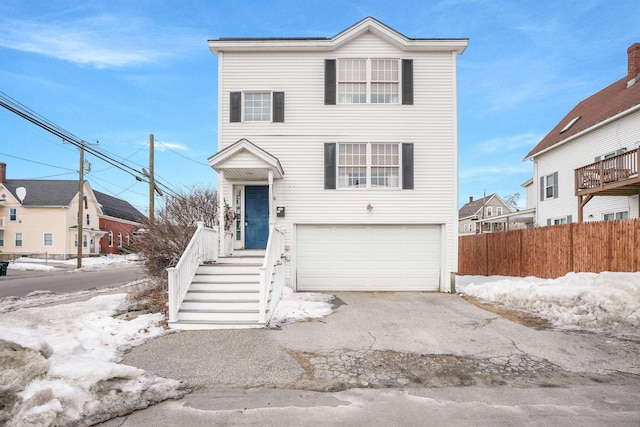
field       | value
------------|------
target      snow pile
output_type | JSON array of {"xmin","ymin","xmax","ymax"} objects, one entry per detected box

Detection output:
[
  {"xmin": 458, "ymin": 272, "xmax": 640, "ymax": 331},
  {"xmin": 269, "ymin": 287, "xmax": 334, "ymax": 327},
  {"xmin": 7, "ymin": 261, "xmax": 56, "ymax": 272},
  {"xmin": 8, "ymin": 253, "xmax": 141, "ymax": 272},
  {"xmin": 0, "ymin": 294, "xmax": 186, "ymax": 426}
]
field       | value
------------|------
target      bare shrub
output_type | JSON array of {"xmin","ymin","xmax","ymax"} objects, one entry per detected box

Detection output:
[{"xmin": 134, "ymin": 187, "xmax": 219, "ymax": 277}]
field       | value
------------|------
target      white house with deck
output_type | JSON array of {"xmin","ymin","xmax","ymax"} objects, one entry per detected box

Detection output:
[
  {"xmin": 524, "ymin": 43, "xmax": 640, "ymax": 225},
  {"xmin": 168, "ymin": 17, "xmax": 468, "ymax": 329}
]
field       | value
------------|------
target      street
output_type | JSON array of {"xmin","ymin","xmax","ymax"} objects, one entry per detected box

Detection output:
[{"xmin": 0, "ymin": 264, "xmax": 147, "ymax": 298}]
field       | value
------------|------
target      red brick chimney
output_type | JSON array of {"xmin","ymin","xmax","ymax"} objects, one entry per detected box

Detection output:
[
  {"xmin": 0, "ymin": 162, "xmax": 6, "ymax": 184},
  {"xmin": 469, "ymin": 196, "xmax": 473, "ymax": 204},
  {"xmin": 628, "ymin": 43, "xmax": 640, "ymax": 86}
]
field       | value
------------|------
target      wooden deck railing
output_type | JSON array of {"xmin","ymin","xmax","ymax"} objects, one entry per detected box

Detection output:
[
  {"xmin": 167, "ymin": 222, "xmax": 219, "ymax": 323},
  {"xmin": 575, "ymin": 148, "xmax": 639, "ymax": 193}
]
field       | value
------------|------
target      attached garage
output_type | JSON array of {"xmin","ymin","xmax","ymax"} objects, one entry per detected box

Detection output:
[{"xmin": 295, "ymin": 224, "xmax": 442, "ymax": 291}]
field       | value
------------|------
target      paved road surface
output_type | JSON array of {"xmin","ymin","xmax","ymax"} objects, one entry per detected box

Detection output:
[{"xmin": 0, "ymin": 264, "xmax": 147, "ymax": 298}]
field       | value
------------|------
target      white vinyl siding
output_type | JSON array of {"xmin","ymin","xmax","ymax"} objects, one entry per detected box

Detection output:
[
  {"xmin": 217, "ymin": 31, "xmax": 460, "ymax": 291},
  {"xmin": 296, "ymin": 225, "xmax": 441, "ymax": 291}
]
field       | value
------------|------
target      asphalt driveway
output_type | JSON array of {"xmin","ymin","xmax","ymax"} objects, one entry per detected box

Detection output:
[{"xmin": 103, "ymin": 292, "xmax": 640, "ymax": 426}]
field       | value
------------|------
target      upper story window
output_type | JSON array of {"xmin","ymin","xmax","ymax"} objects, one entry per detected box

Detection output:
[
  {"xmin": 337, "ymin": 59, "xmax": 399, "ymax": 104},
  {"xmin": 336, "ymin": 143, "xmax": 400, "ymax": 189},
  {"xmin": 230, "ymin": 92, "xmax": 284, "ymax": 123},
  {"xmin": 86, "ymin": 214, "xmax": 91, "ymax": 226},
  {"xmin": 244, "ymin": 92, "xmax": 271, "ymax": 121},
  {"xmin": 541, "ymin": 172, "xmax": 558, "ymax": 201},
  {"xmin": 326, "ymin": 59, "xmax": 413, "ymax": 106},
  {"xmin": 486, "ymin": 206, "xmax": 493, "ymax": 216},
  {"xmin": 9, "ymin": 208, "xmax": 17, "ymax": 221},
  {"xmin": 497, "ymin": 207, "xmax": 503, "ymax": 215},
  {"xmin": 325, "ymin": 142, "xmax": 413, "ymax": 190}
]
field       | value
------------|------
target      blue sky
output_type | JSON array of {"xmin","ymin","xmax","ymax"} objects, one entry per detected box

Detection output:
[{"xmin": 1, "ymin": 0, "xmax": 638, "ymax": 214}]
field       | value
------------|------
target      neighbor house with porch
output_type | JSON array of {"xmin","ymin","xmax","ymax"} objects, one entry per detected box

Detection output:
[
  {"xmin": 524, "ymin": 43, "xmax": 640, "ymax": 225},
  {"xmin": 167, "ymin": 17, "xmax": 467, "ymax": 329}
]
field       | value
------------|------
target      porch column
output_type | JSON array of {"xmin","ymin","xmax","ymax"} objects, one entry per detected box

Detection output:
[
  {"xmin": 268, "ymin": 169, "xmax": 275, "ymax": 226},
  {"xmin": 218, "ymin": 170, "xmax": 226, "ymax": 256}
]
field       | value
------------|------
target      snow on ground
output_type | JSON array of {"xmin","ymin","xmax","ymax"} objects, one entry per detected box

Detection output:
[
  {"xmin": 457, "ymin": 272, "xmax": 640, "ymax": 335},
  {"xmin": 269, "ymin": 287, "xmax": 335, "ymax": 327},
  {"xmin": 0, "ymin": 293, "xmax": 186, "ymax": 426},
  {"xmin": 8, "ymin": 253, "xmax": 141, "ymax": 272}
]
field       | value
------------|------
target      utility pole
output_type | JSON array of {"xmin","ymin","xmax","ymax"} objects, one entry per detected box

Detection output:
[
  {"xmin": 149, "ymin": 133, "xmax": 155, "ymax": 222},
  {"xmin": 77, "ymin": 141, "xmax": 85, "ymax": 269}
]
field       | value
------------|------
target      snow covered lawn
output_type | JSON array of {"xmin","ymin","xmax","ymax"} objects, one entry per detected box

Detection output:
[
  {"xmin": 457, "ymin": 272, "xmax": 640, "ymax": 335},
  {"xmin": 7, "ymin": 253, "xmax": 141, "ymax": 272}
]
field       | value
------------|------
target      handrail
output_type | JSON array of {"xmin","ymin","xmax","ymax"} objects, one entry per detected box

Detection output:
[
  {"xmin": 575, "ymin": 148, "xmax": 638, "ymax": 192},
  {"xmin": 258, "ymin": 224, "xmax": 285, "ymax": 323},
  {"xmin": 167, "ymin": 222, "xmax": 219, "ymax": 322}
]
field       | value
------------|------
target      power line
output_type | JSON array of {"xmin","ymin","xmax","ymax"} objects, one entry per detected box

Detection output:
[
  {"xmin": 0, "ymin": 91, "xmax": 181, "ymax": 198},
  {"xmin": 156, "ymin": 140, "xmax": 210, "ymax": 166},
  {"xmin": 0, "ymin": 151, "xmax": 77, "ymax": 172}
]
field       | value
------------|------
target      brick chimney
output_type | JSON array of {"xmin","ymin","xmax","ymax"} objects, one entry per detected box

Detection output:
[
  {"xmin": 627, "ymin": 43, "xmax": 640, "ymax": 87},
  {"xmin": 0, "ymin": 162, "xmax": 6, "ymax": 184},
  {"xmin": 469, "ymin": 196, "xmax": 473, "ymax": 204}
]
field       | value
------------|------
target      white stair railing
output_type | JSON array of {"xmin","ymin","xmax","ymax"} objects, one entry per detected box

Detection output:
[
  {"xmin": 258, "ymin": 225, "xmax": 285, "ymax": 323},
  {"xmin": 167, "ymin": 222, "xmax": 219, "ymax": 322}
]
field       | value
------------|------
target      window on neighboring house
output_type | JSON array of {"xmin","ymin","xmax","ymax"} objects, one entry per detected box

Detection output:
[
  {"xmin": 9, "ymin": 208, "xmax": 17, "ymax": 221},
  {"xmin": 74, "ymin": 234, "xmax": 78, "ymax": 248},
  {"xmin": 126, "ymin": 234, "xmax": 130, "ymax": 246},
  {"xmin": 15, "ymin": 232, "xmax": 22, "ymax": 247},
  {"xmin": 43, "ymin": 233, "xmax": 53, "ymax": 247},
  {"xmin": 486, "ymin": 206, "xmax": 493, "ymax": 217},
  {"xmin": 547, "ymin": 215, "xmax": 572, "ymax": 226},
  {"xmin": 603, "ymin": 211, "xmax": 629, "ymax": 221},
  {"xmin": 117, "ymin": 233, "xmax": 123, "ymax": 248},
  {"xmin": 497, "ymin": 207, "xmax": 503, "ymax": 215},
  {"xmin": 0, "ymin": 231, "xmax": 4, "ymax": 246},
  {"xmin": 108, "ymin": 232, "xmax": 113, "ymax": 247},
  {"xmin": 86, "ymin": 214, "xmax": 90, "ymax": 226},
  {"xmin": 83, "ymin": 234, "xmax": 88, "ymax": 248},
  {"xmin": 325, "ymin": 142, "xmax": 413, "ymax": 190},
  {"xmin": 541, "ymin": 172, "xmax": 558, "ymax": 200},
  {"xmin": 326, "ymin": 59, "xmax": 413, "ymax": 105}
]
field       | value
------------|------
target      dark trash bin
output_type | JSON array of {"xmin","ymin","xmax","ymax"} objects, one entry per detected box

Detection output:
[{"xmin": 0, "ymin": 261, "xmax": 8, "ymax": 276}]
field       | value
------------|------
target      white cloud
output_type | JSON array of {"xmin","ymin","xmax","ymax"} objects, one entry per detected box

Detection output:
[
  {"xmin": 459, "ymin": 163, "xmax": 531, "ymax": 180},
  {"xmin": 479, "ymin": 132, "xmax": 543, "ymax": 154},
  {"xmin": 0, "ymin": 15, "xmax": 199, "ymax": 69},
  {"xmin": 155, "ymin": 141, "xmax": 188, "ymax": 152}
]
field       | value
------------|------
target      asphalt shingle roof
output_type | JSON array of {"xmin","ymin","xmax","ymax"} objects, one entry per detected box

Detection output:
[
  {"xmin": 3, "ymin": 180, "xmax": 79, "ymax": 206},
  {"xmin": 94, "ymin": 190, "xmax": 145, "ymax": 223}
]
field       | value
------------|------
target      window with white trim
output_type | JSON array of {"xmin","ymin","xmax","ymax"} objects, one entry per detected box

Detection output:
[
  {"xmin": 486, "ymin": 206, "xmax": 493, "ymax": 217},
  {"xmin": 545, "ymin": 174, "xmax": 555, "ymax": 199},
  {"xmin": 9, "ymin": 208, "xmax": 17, "ymax": 221},
  {"xmin": 86, "ymin": 214, "xmax": 90, "ymax": 226},
  {"xmin": 108, "ymin": 232, "xmax": 113, "ymax": 247},
  {"xmin": 0, "ymin": 231, "xmax": 4, "ymax": 247},
  {"xmin": 337, "ymin": 143, "xmax": 400, "ymax": 189},
  {"xmin": 83, "ymin": 235, "xmax": 88, "ymax": 248},
  {"xmin": 74, "ymin": 234, "xmax": 78, "ymax": 248},
  {"xmin": 603, "ymin": 211, "xmax": 628, "ymax": 221},
  {"xmin": 553, "ymin": 217, "xmax": 567, "ymax": 225},
  {"xmin": 497, "ymin": 207, "xmax": 503, "ymax": 215},
  {"xmin": 43, "ymin": 233, "xmax": 53, "ymax": 247},
  {"xmin": 244, "ymin": 92, "xmax": 271, "ymax": 121},
  {"xmin": 15, "ymin": 232, "xmax": 22, "ymax": 247},
  {"xmin": 338, "ymin": 59, "xmax": 399, "ymax": 104},
  {"xmin": 117, "ymin": 233, "xmax": 123, "ymax": 248}
]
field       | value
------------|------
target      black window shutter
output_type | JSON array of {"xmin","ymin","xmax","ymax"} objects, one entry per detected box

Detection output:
[
  {"xmin": 547, "ymin": 218, "xmax": 552, "ymax": 226},
  {"xmin": 540, "ymin": 177, "xmax": 545, "ymax": 201},
  {"xmin": 324, "ymin": 143, "xmax": 336, "ymax": 189},
  {"xmin": 553, "ymin": 171, "xmax": 559, "ymax": 199},
  {"xmin": 273, "ymin": 92, "xmax": 285, "ymax": 122},
  {"xmin": 566, "ymin": 215, "xmax": 572, "ymax": 223},
  {"xmin": 230, "ymin": 92, "xmax": 241, "ymax": 122},
  {"xmin": 325, "ymin": 60, "xmax": 336, "ymax": 105},
  {"xmin": 594, "ymin": 155, "xmax": 601, "ymax": 162},
  {"xmin": 402, "ymin": 143, "xmax": 414, "ymax": 189},
  {"xmin": 402, "ymin": 59, "xmax": 414, "ymax": 105}
]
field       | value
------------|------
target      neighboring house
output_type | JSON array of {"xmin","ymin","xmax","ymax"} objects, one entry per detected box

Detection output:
[
  {"xmin": 524, "ymin": 43, "xmax": 640, "ymax": 225},
  {"xmin": 94, "ymin": 190, "xmax": 145, "ymax": 254},
  {"xmin": 458, "ymin": 194, "xmax": 513, "ymax": 234},
  {"xmin": 208, "ymin": 17, "xmax": 467, "ymax": 293},
  {"xmin": 0, "ymin": 162, "xmax": 105, "ymax": 259}
]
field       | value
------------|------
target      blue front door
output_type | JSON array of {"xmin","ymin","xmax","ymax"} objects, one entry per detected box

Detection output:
[{"xmin": 245, "ymin": 186, "xmax": 269, "ymax": 249}]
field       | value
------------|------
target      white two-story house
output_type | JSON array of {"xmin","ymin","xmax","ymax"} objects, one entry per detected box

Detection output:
[
  {"xmin": 166, "ymin": 18, "xmax": 467, "ymax": 329},
  {"xmin": 524, "ymin": 43, "xmax": 640, "ymax": 225}
]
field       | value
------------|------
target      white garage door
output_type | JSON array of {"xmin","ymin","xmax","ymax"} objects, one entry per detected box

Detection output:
[{"xmin": 296, "ymin": 225, "xmax": 441, "ymax": 291}]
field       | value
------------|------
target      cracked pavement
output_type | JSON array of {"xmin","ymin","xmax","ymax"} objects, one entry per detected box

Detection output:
[{"xmin": 102, "ymin": 292, "xmax": 640, "ymax": 426}]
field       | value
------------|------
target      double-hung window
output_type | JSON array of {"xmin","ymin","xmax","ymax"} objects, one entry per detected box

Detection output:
[
  {"xmin": 108, "ymin": 232, "xmax": 113, "ymax": 247},
  {"xmin": 540, "ymin": 172, "xmax": 558, "ymax": 201},
  {"xmin": 118, "ymin": 233, "xmax": 123, "ymax": 248},
  {"xmin": 337, "ymin": 143, "xmax": 400, "ymax": 189},
  {"xmin": 43, "ymin": 233, "xmax": 53, "ymax": 247},
  {"xmin": 338, "ymin": 59, "xmax": 399, "ymax": 104},
  {"xmin": 15, "ymin": 232, "xmax": 23, "ymax": 247},
  {"xmin": 9, "ymin": 208, "xmax": 17, "ymax": 221}
]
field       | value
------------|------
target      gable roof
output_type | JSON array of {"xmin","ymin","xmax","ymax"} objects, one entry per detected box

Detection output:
[
  {"xmin": 208, "ymin": 138, "xmax": 284, "ymax": 179},
  {"xmin": 525, "ymin": 74, "xmax": 640, "ymax": 160},
  {"xmin": 209, "ymin": 16, "xmax": 468, "ymax": 54},
  {"xmin": 458, "ymin": 194, "xmax": 496, "ymax": 219},
  {"xmin": 2, "ymin": 179, "xmax": 80, "ymax": 206},
  {"xmin": 94, "ymin": 190, "xmax": 146, "ymax": 223}
]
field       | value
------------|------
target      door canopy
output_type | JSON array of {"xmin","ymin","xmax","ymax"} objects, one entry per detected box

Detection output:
[{"xmin": 208, "ymin": 138, "xmax": 284, "ymax": 181}]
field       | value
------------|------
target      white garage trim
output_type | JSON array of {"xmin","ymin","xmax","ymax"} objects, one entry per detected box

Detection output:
[{"xmin": 294, "ymin": 224, "xmax": 441, "ymax": 291}]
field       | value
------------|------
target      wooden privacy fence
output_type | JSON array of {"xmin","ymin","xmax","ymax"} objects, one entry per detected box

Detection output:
[{"xmin": 458, "ymin": 219, "xmax": 640, "ymax": 278}]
